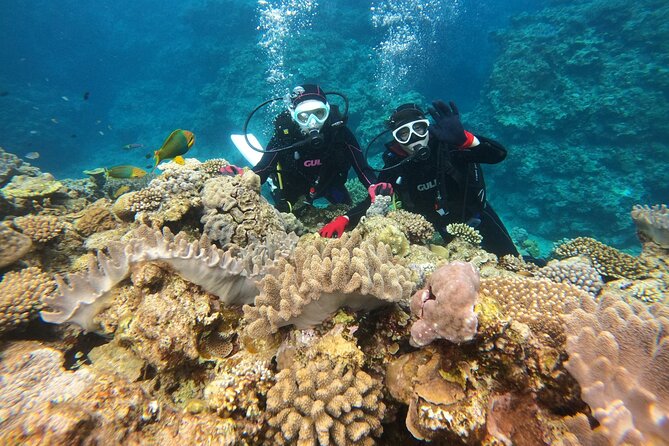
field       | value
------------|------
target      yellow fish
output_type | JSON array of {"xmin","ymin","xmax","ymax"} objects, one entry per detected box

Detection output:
[
  {"xmin": 105, "ymin": 165, "xmax": 147, "ymax": 179},
  {"xmin": 150, "ymin": 129, "xmax": 195, "ymax": 171},
  {"xmin": 113, "ymin": 185, "xmax": 131, "ymax": 198}
]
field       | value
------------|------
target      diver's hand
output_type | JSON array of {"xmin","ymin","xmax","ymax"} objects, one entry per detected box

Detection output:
[
  {"xmin": 219, "ymin": 165, "xmax": 244, "ymax": 176},
  {"xmin": 319, "ymin": 216, "xmax": 349, "ymax": 238},
  {"xmin": 427, "ymin": 100, "xmax": 474, "ymax": 148},
  {"xmin": 368, "ymin": 182, "xmax": 394, "ymax": 203}
]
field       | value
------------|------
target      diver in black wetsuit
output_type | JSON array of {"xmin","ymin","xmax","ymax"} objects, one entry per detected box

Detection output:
[
  {"xmin": 319, "ymin": 100, "xmax": 519, "ymax": 258},
  {"xmin": 222, "ymin": 84, "xmax": 381, "ymax": 213}
]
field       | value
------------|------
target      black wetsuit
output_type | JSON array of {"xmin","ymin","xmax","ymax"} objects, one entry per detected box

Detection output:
[
  {"xmin": 347, "ymin": 134, "xmax": 519, "ymax": 257},
  {"xmin": 253, "ymin": 108, "xmax": 377, "ymax": 213}
]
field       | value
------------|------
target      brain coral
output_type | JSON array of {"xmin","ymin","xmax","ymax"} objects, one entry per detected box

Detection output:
[
  {"xmin": 75, "ymin": 200, "xmax": 118, "ymax": 236},
  {"xmin": 201, "ymin": 171, "xmax": 286, "ymax": 247},
  {"xmin": 0, "ymin": 224, "xmax": 32, "ymax": 268},
  {"xmin": 243, "ymin": 230, "xmax": 415, "ymax": 338},
  {"xmin": 0, "ymin": 267, "xmax": 56, "ymax": 335}
]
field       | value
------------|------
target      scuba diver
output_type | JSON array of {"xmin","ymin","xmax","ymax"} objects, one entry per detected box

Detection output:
[
  {"xmin": 319, "ymin": 100, "xmax": 520, "ymax": 258},
  {"xmin": 222, "ymin": 84, "xmax": 387, "ymax": 213}
]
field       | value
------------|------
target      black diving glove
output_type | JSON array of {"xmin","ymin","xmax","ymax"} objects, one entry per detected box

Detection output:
[{"xmin": 427, "ymin": 100, "xmax": 468, "ymax": 147}]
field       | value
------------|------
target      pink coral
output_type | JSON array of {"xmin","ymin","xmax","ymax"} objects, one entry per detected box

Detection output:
[{"xmin": 409, "ymin": 261, "xmax": 480, "ymax": 347}]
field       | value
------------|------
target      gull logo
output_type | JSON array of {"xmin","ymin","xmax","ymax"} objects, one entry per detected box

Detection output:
[
  {"xmin": 304, "ymin": 159, "xmax": 322, "ymax": 167},
  {"xmin": 417, "ymin": 179, "xmax": 437, "ymax": 192}
]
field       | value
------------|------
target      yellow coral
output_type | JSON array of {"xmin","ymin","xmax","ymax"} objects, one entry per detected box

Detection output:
[
  {"xmin": 0, "ymin": 267, "xmax": 56, "ymax": 335},
  {"xmin": 0, "ymin": 173, "xmax": 63, "ymax": 199}
]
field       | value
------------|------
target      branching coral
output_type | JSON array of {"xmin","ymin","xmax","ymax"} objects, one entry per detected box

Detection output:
[
  {"xmin": 41, "ymin": 225, "xmax": 294, "ymax": 331},
  {"xmin": 631, "ymin": 204, "xmax": 669, "ymax": 248},
  {"xmin": 266, "ymin": 331, "xmax": 385, "ymax": 446},
  {"xmin": 554, "ymin": 237, "xmax": 648, "ymax": 279},
  {"xmin": 446, "ymin": 223, "xmax": 483, "ymax": 245},
  {"xmin": 0, "ymin": 267, "xmax": 56, "ymax": 335},
  {"xmin": 13, "ymin": 214, "xmax": 66, "ymax": 243},
  {"xmin": 564, "ymin": 292, "xmax": 669, "ymax": 445},
  {"xmin": 243, "ymin": 230, "xmax": 415, "ymax": 338},
  {"xmin": 409, "ymin": 261, "xmax": 480, "ymax": 347}
]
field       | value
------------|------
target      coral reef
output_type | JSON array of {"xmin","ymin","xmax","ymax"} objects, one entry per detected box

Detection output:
[
  {"xmin": 41, "ymin": 225, "xmax": 294, "ymax": 332},
  {"xmin": 631, "ymin": 204, "xmax": 669, "ymax": 248},
  {"xmin": 536, "ymin": 258, "xmax": 604, "ymax": 296},
  {"xmin": 564, "ymin": 292, "xmax": 669, "ymax": 445},
  {"xmin": 446, "ymin": 223, "xmax": 483, "ymax": 246},
  {"xmin": 74, "ymin": 199, "xmax": 118, "ymax": 236},
  {"xmin": 266, "ymin": 330, "xmax": 386, "ymax": 445},
  {"xmin": 12, "ymin": 214, "xmax": 66, "ymax": 243},
  {"xmin": 409, "ymin": 261, "xmax": 480, "ymax": 347},
  {"xmin": 0, "ymin": 267, "xmax": 56, "ymax": 335},
  {"xmin": 358, "ymin": 215, "xmax": 410, "ymax": 257},
  {"xmin": 554, "ymin": 237, "xmax": 649, "ymax": 279},
  {"xmin": 0, "ymin": 173, "xmax": 64, "ymax": 200},
  {"xmin": 0, "ymin": 147, "xmax": 40, "ymax": 187},
  {"xmin": 387, "ymin": 209, "xmax": 435, "ymax": 244},
  {"xmin": 243, "ymin": 230, "xmax": 415, "ymax": 338},
  {"xmin": 0, "ymin": 224, "xmax": 32, "ymax": 268}
]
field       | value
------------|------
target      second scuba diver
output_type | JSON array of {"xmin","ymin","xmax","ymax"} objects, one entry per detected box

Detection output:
[
  {"xmin": 319, "ymin": 100, "xmax": 520, "ymax": 258},
  {"xmin": 222, "ymin": 84, "xmax": 390, "ymax": 213}
]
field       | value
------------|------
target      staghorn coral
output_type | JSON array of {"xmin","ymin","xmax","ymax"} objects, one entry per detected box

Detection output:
[
  {"xmin": 387, "ymin": 209, "xmax": 434, "ymax": 244},
  {"xmin": 409, "ymin": 261, "xmax": 480, "ymax": 347},
  {"xmin": 553, "ymin": 237, "xmax": 648, "ymax": 279},
  {"xmin": 446, "ymin": 223, "xmax": 483, "ymax": 246},
  {"xmin": 41, "ymin": 225, "xmax": 292, "ymax": 332},
  {"xmin": 536, "ymin": 258, "xmax": 604, "ymax": 297},
  {"xmin": 631, "ymin": 204, "xmax": 669, "ymax": 248},
  {"xmin": 75, "ymin": 199, "xmax": 118, "ymax": 236},
  {"xmin": 13, "ymin": 214, "xmax": 66, "ymax": 243},
  {"xmin": 266, "ymin": 331, "xmax": 386, "ymax": 446},
  {"xmin": 479, "ymin": 277, "xmax": 588, "ymax": 347},
  {"xmin": 564, "ymin": 292, "xmax": 669, "ymax": 445},
  {"xmin": 0, "ymin": 224, "xmax": 32, "ymax": 268},
  {"xmin": 0, "ymin": 267, "xmax": 56, "ymax": 335},
  {"xmin": 243, "ymin": 230, "xmax": 415, "ymax": 337},
  {"xmin": 201, "ymin": 171, "xmax": 285, "ymax": 247}
]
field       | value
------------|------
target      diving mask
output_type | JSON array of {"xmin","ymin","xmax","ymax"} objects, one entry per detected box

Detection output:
[
  {"xmin": 392, "ymin": 119, "xmax": 430, "ymax": 145},
  {"xmin": 292, "ymin": 99, "xmax": 330, "ymax": 134}
]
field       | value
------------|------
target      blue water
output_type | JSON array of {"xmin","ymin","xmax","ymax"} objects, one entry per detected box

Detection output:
[{"xmin": 1, "ymin": 0, "xmax": 667, "ymax": 251}]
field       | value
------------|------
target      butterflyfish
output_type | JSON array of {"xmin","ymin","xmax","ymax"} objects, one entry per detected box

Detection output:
[
  {"xmin": 150, "ymin": 129, "xmax": 195, "ymax": 171},
  {"xmin": 105, "ymin": 165, "xmax": 147, "ymax": 179}
]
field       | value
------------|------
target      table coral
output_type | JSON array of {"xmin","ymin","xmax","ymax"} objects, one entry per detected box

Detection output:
[
  {"xmin": 409, "ymin": 261, "xmax": 480, "ymax": 347},
  {"xmin": 0, "ymin": 224, "xmax": 32, "ymax": 268},
  {"xmin": 0, "ymin": 173, "xmax": 63, "ymax": 199},
  {"xmin": 0, "ymin": 267, "xmax": 56, "ymax": 335},
  {"xmin": 564, "ymin": 292, "xmax": 669, "ymax": 445},
  {"xmin": 243, "ymin": 230, "xmax": 415, "ymax": 338}
]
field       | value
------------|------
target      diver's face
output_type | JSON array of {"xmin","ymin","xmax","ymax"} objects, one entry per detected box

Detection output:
[
  {"xmin": 393, "ymin": 119, "xmax": 430, "ymax": 154},
  {"xmin": 292, "ymin": 100, "xmax": 330, "ymax": 134}
]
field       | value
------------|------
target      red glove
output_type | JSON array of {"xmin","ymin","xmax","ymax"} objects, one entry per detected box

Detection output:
[
  {"xmin": 219, "ymin": 165, "xmax": 244, "ymax": 176},
  {"xmin": 368, "ymin": 182, "xmax": 394, "ymax": 203},
  {"xmin": 319, "ymin": 216, "xmax": 349, "ymax": 238}
]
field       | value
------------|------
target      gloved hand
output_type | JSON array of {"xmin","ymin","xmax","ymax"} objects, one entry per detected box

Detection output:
[
  {"xmin": 368, "ymin": 182, "xmax": 394, "ymax": 203},
  {"xmin": 427, "ymin": 100, "xmax": 474, "ymax": 148},
  {"xmin": 319, "ymin": 215, "xmax": 349, "ymax": 238},
  {"xmin": 219, "ymin": 165, "xmax": 244, "ymax": 176}
]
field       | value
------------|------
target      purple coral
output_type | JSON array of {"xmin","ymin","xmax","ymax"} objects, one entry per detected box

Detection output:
[{"xmin": 409, "ymin": 261, "xmax": 480, "ymax": 347}]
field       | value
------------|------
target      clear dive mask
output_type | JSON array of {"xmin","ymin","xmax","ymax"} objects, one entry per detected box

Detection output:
[
  {"xmin": 292, "ymin": 99, "xmax": 331, "ymax": 134},
  {"xmin": 392, "ymin": 119, "xmax": 430, "ymax": 144}
]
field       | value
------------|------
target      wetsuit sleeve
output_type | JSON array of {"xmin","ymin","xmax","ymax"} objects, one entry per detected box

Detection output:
[
  {"xmin": 448, "ymin": 135, "xmax": 507, "ymax": 164},
  {"xmin": 252, "ymin": 134, "xmax": 280, "ymax": 183},
  {"xmin": 342, "ymin": 127, "xmax": 378, "ymax": 188}
]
